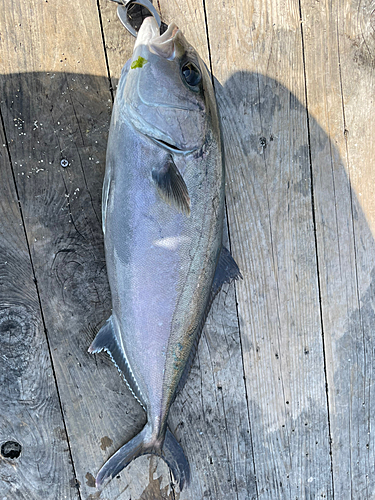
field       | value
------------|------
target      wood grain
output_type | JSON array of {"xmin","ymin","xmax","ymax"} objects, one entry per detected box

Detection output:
[
  {"xmin": 301, "ymin": 0, "xmax": 375, "ymax": 496},
  {"xmin": 98, "ymin": 0, "xmax": 134, "ymax": 89},
  {"xmin": 0, "ymin": 99, "xmax": 78, "ymax": 498},
  {"xmin": 205, "ymin": 0, "xmax": 333, "ymax": 497}
]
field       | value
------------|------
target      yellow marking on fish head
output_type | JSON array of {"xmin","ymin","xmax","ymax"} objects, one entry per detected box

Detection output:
[{"xmin": 131, "ymin": 56, "xmax": 148, "ymax": 69}]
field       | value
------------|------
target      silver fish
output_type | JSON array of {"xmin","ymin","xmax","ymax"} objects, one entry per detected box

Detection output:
[{"xmin": 89, "ymin": 16, "xmax": 241, "ymax": 490}]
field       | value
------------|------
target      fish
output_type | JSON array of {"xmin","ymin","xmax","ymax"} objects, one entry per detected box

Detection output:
[{"xmin": 88, "ymin": 16, "xmax": 241, "ymax": 490}]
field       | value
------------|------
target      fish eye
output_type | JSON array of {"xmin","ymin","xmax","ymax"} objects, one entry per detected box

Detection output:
[{"xmin": 181, "ymin": 62, "xmax": 202, "ymax": 88}]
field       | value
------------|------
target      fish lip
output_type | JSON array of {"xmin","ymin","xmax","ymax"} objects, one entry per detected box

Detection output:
[
  {"xmin": 134, "ymin": 18, "xmax": 180, "ymax": 60},
  {"xmin": 151, "ymin": 22, "xmax": 179, "ymax": 45},
  {"xmin": 149, "ymin": 23, "xmax": 180, "ymax": 60}
]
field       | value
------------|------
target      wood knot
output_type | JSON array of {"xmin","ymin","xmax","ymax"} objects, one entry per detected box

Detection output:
[
  {"xmin": 352, "ymin": 0, "xmax": 375, "ymax": 68},
  {"xmin": 0, "ymin": 306, "xmax": 38, "ymax": 393},
  {"xmin": 1, "ymin": 441, "xmax": 22, "ymax": 459}
]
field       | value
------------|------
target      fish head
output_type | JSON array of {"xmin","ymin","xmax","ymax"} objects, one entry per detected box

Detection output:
[{"xmin": 121, "ymin": 17, "xmax": 217, "ymax": 153}]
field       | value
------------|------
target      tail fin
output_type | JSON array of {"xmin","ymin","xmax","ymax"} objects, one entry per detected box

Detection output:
[
  {"xmin": 162, "ymin": 426, "xmax": 190, "ymax": 488},
  {"xmin": 95, "ymin": 425, "xmax": 190, "ymax": 490}
]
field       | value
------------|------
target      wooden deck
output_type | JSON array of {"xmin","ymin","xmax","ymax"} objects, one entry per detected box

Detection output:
[{"xmin": 1, "ymin": 0, "xmax": 375, "ymax": 498}]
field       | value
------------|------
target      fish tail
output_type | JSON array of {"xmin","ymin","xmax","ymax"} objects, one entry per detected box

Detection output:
[
  {"xmin": 161, "ymin": 426, "xmax": 190, "ymax": 489},
  {"xmin": 95, "ymin": 425, "xmax": 147, "ymax": 488},
  {"xmin": 95, "ymin": 424, "xmax": 190, "ymax": 490}
]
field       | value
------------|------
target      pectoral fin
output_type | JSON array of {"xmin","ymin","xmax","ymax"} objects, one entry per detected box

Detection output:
[{"xmin": 152, "ymin": 157, "xmax": 190, "ymax": 215}]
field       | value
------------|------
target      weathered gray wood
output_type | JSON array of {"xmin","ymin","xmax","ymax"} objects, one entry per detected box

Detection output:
[
  {"xmin": 2, "ymin": 0, "xmax": 375, "ymax": 497},
  {"xmin": 98, "ymin": 0, "xmax": 134, "ymax": 90},
  {"xmin": 0, "ymin": 101, "xmax": 78, "ymax": 497},
  {"xmin": 204, "ymin": 0, "xmax": 333, "ymax": 497},
  {"xmin": 301, "ymin": 0, "xmax": 375, "ymax": 497}
]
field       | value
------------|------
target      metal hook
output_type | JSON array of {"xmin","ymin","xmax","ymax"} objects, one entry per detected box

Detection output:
[{"xmin": 117, "ymin": 0, "xmax": 161, "ymax": 37}]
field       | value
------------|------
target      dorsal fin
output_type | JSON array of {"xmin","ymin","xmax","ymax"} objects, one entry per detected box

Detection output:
[
  {"xmin": 174, "ymin": 246, "xmax": 242, "ymax": 399},
  {"xmin": 88, "ymin": 317, "xmax": 146, "ymax": 410}
]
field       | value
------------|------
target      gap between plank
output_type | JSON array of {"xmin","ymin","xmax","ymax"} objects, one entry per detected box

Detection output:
[
  {"xmin": 202, "ymin": 0, "xmax": 215, "ymax": 87},
  {"xmin": 0, "ymin": 105, "xmax": 83, "ymax": 500},
  {"xmin": 96, "ymin": 0, "xmax": 115, "ymax": 102},
  {"xmin": 297, "ymin": 2, "xmax": 335, "ymax": 496}
]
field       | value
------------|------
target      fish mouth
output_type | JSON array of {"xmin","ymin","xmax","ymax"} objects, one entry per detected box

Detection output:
[{"xmin": 134, "ymin": 17, "xmax": 179, "ymax": 60}]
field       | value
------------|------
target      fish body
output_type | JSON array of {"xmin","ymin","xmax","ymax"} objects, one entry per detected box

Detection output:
[{"xmin": 89, "ymin": 17, "xmax": 241, "ymax": 490}]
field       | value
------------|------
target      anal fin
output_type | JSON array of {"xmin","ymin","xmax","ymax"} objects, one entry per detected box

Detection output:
[
  {"xmin": 211, "ymin": 245, "xmax": 242, "ymax": 297},
  {"xmin": 89, "ymin": 317, "xmax": 146, "ymax": 410}
]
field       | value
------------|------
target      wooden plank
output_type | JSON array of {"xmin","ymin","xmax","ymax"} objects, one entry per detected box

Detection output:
[
  {"xmin": 4, "ymin": 0, "xmax": 374, "ymax": 497},
  {"xmin": 0, "ymin": 1, "xmax": 147, "ymax": 498},
  {"xmin": 98, "ymin": 1, "xmax": 256, "ymax": 498},
  {"xmin": 98, "ymin": 0, "xmax": 134, "ymax": 90},
  {"xmin": 203, "ymin": 0, "xmax": 333, "ymax": 497},
  {"xmin": 0, "ymin": 109, "xmax": 78, "ymax": 496},
  {"xmin": 300, "ymin": 0, "xmax": 375, "ymax": 496}
]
